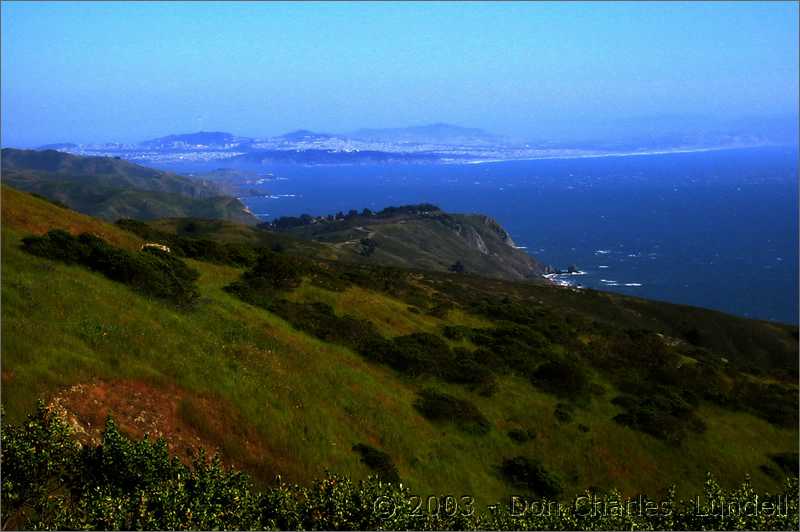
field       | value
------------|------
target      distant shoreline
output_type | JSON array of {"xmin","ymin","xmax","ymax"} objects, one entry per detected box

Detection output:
[{"xmin": 461, "ymin": 143, "xmax": 781, "ymax": 165}]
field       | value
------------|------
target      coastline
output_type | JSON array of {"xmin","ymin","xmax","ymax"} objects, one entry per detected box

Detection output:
[
  {"xmin": 461, "ymin": 143, "xmax": 776, "ymax": 165},
  {"xmin": 542, "ymin": 271, "xmax": 587, "ymax": 288}
]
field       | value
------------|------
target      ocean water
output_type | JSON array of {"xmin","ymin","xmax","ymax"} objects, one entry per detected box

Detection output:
[{"xmin": 238, "ymin": 146, "xmax": 798, "ymax": 324}]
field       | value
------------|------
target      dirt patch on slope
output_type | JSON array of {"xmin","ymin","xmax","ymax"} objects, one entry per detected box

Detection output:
[{"xmin": 46, "ymin": 379, "xmax": 277, "ymax": 481}]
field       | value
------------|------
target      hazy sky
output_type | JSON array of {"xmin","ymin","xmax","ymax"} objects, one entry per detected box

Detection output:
[{"xmin": 2, "ymin": 1, "xmax": 798, "ymax": 146}]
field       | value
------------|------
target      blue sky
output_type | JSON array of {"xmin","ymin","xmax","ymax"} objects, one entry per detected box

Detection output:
[{"xmin": 1, "ymin": 1, "xmax": 797, "ymax": 146}]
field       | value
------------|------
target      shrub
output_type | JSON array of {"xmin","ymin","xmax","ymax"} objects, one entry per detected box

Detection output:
[
  {"xmin": 770, "ymin": 452, "xmax": 800, "ymax": 476},
  {"xmin": 413, "ymin": 389, "xmax": 491, "ymax": 435},
  {"xmin": 499, "ymin": 456, "xmax": 563, "ymax": 498},
  {"xmin": 22, "ymin": 230, "xmax": 199, "ymax": 306},
  {"xmin": 21, "ymin": 228, "xmax": 87, "ymax": 264},
  {"xmin": 507, "ymin": 428, "xmax": 536, "ymax": 444},
  {"xmin": 554, "ymin": 403, "xmax": 574, "ymax": 423},
  {"xmin": 2, "ymin": 404, "xmax": 798, "ymax": 530},
  {"xmin": 358, "ymin": 335, "xmax": 496, "ymax": 391},
  {"xmin": 242, "ymin": 251, "xmax": 308, "ymax": 291},
  {"xmin": 445, "ymin": 348, "xmax": 498, "ymax": 392},
  {"xmin": 1, "ymin": 402, "xmax": 260, "ymax": 530},
  {"xmin": 468, "ymin": 324, "xmax": 550, "ymax": 376},
  {"xmin": 442, "ymin": 325, "xmax": 471, "ymax": 341},
  {"xmin": 116, "ymin": 219, "xmax": 258, "ymax": 267},
  {"xmin": 729, "ymin": 381, "xmax": 799, "ymax": 428},
  {"xmin": 267, "ymin": 300, "xmax": 382, "ymax": 351},
  {"xmin": 359, "ymin": 238, "xmax": 378, "ymax": 257},
  {"xmin": 612, "ymin": 387, "xmax": 706, "ymax": 443},
  {"xmin": 351, "ymin": 443, "xmax": 400, "ymax": 483},
  {"xmin": 531, "ymin": 359, "xmax": 590, "ymax": 399},
  {"xmin": 449, "ymin": 260, "xmax": 465, "ymax": 273},
  {"xmin": 391, "ymin": 333, "xmax": 452, "ymax": 376}
]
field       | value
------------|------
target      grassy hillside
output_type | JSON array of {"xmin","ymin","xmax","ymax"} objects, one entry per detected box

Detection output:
[
  {"xmin": 1, "ymin": 185, "xmax": 142, "ymax": 250},
  {"xmin": 1, "ymin": 188, "xmax": 797, "ymax": 511},
  {"xmin": 1, "ymin": 148, "xmax": 257, "ymax": 224},
  {"xmin": 205, "ymin": 204, "xmax": 544, "ymax": 280}
]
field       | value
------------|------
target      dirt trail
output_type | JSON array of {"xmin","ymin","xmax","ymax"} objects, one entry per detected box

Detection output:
[{"xmin": 332, "ymin": 225, "xmax": 376, "ymax": 248}]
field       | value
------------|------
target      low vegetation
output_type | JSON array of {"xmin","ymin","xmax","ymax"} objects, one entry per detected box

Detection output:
[
  {"xmin": 21, "ymin": 229, "xmax": 199, "ymax": 306},
  {"xmin": 413, "ymin": 389, "xmax": 491, "ymax": 435},
  {"xmin": 2, "ymin": 188, "xmax": 798, "ymax": 523},
  {"xmin": 116, "ymin": 219, "xmax": 259, "ymax": 267},
  {"xmin": 2, "ymin": 405, "xmax": 797, "ymax": 530},
  {"xmin": 498, "ymin": 456, "xmax": 564, "ymax": 498},
  {"xmin": 351, "ymin": 443, "xmax": 400, "ymax": 483}
]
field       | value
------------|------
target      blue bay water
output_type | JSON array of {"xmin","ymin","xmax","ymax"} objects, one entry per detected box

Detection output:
[{"xmin": 238, "ymin": 147, "xmax": 798, "ymax": 324}]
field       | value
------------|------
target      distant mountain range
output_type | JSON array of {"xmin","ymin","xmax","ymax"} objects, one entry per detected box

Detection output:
[
  {"xmin": 140, "ymin": 131, "xmax": 249, "ymax": 148},
  {"xmin": 349, "ymin": 123, "xmax": 498, "ymax": 144},
  {"xmin": 277, "ymin": 129, "xmax": 336, "ymax": 142},
  {"xmin": 37, "ymin": 123, "xmax": 499, "ymax": 151},
  {"xmin": 1, "ymin": 148, "xmax": 257, "ymax": 224},
  {"xmin": 25, "ymin": 119, "xmax": 786, "ymax": 168}
]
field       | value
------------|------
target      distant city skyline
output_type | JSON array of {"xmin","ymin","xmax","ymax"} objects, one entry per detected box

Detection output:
[{"xmin": 2, "ymin": 1, "xmax": 798, "ymax": 147}]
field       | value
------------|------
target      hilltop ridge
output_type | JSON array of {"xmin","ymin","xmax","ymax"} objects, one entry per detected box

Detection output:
[
  {"xmin": 1, "ymin": 148, "xmax": 257, "ymax": 224},
  {"xmin": 265, "ymin": 203, "xmax": 544, "ymax": 280}
]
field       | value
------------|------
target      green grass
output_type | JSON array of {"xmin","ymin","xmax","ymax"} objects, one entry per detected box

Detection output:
[
  {"xmin": 285, "ymin": 279, "xmax": 490, "ymax": 340},
  {"xmin": 2, "ymin": 191, "xmax": 798, "ymax": 507},
  {"xmin": 277, "ymin": 209, "xmax": 543, "ymax": 280}
]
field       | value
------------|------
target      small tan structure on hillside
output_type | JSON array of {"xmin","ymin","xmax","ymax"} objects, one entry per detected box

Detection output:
[{"xmin": 141, "ymin": 242, "xmax": 171, "ymax": 253}]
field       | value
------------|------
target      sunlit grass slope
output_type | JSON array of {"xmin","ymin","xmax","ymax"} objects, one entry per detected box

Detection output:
[{"xmin": 1, "ymin": 187, "xmax": 797, "ymax": 506}]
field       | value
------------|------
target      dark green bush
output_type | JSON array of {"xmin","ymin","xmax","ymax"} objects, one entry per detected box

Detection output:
[
  {"xmin": 770, "ymin": 452, "xmax": 800, "ymax": 476},
  {"xmin": 468, "ymin": 324, "xmax": 551, "ymax": 376},
  {"xmin": 499, "ymin": 456, "xmax": 563, "ymax": 498},
  {"xmin": 358, "ymin": 335, "xmax": 496, "ymax": 391},
  {"xmin": 554, "ymin": 403, "xmax": 574, "ymax": 423},
  {"xmin": 507, "ymin": 428, "xmax": 536, "ymax": 444},
  {"xmin": 1, "ymin": 403, "xmax": 260, "ymax": 530},
  {"xmin": 352, "ymin": 443, "xmax": 400, "ymax": 483},
  {"xmin": 442, "ymin": 324, "xmax": 471, "ymax": 341},
  {"xmin": 116, "ymin": 219, "xmax": 258, "ymax": 267},
  {"xmin": 2, "ymin": 404, "xmax": 798, "ymax": 530},
  {"xmin": 531, "ymin": 359, "xmax": 590, "ymax": 399},
  {"xmin": 22, "ymin": 230, "xmax": 199, "ymax": 306},
  {"xmin": 612, "ymin": 387, "xmax": 706, "ymax": 443},
  {"xmin": 445, "ymin": 348, "xmax": 498, "ymax": 393},
  {"xmin": 413, "ymin": 389, "xmax": 491, "ymax": 435},
  {"xmin": 22, "ymin": 229, "xmax": 87, "ymax": 263},
  {"xmin": 267, "ymin": 300, "xmax": 383, "ymax": 351},
  {"xmin": 242, "ymin": 251, "xmax": 308, "ymax": 291},
  {"xmin": 359, "ymin": 238, "xmax": 378, "ymax": 257},
  {"xmin": 390, "ymin": 333, "xmax": 452, "ymax": 377},
  {"xmin": 729, "ymin": 381, "xmax": 799, "ymax": 428}
]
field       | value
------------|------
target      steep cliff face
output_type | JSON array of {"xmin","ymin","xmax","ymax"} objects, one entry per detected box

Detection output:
[
  {"xmin": 454, "ymin": 223, "xmax": 490, "ymax": 255},
  {"xmin": 476, "ymin": 214, "xmax": 518, "ymax": 247},
  {"xmin": 273, "ymin": 206, "xmax": 545, "ymax": 281},
  {"xmin": 448, "ymin": 213, "xmax": 544, "ymax": 278}
]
